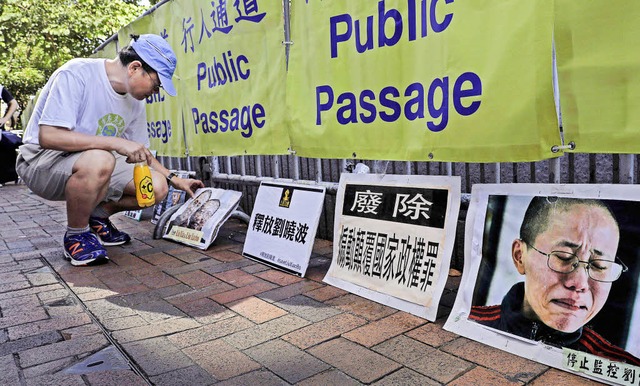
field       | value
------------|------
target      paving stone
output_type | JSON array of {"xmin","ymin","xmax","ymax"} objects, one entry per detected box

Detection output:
[
  {"xmin": 205, "ymin": 250, "xmax": 246, "ymax": 263},
  {"xmin": 257, "ymin": 280, "xmax": 324, "ymax": 303},
  {"xmin": 182, "ymin": 338, "xmax": 261, "ymax": 380},
  {"xmin": 372, "ymin": 368, "xmax": 441, "ymax": 386},
  {"xmin": 22, "ymin": 357, "xmax": 76, "ymax": 378},
  {"xmin": 167, "ymin": 316, "xmax": 254, "ymax": 349},
  {"xmin": 326, "ymin": 294, "xmax": 398, "ymax": 321},
  {"xmin": 0, "ymin": 293, "xmax": 41, "ymax": 311},
  {"xmin": 343, "ymin": 311, "xmax": 426, "ymax": 347},
  {"xmin": 448, "ymin": 366, "xmax": 523, "ymax": 386},
  {"xmin": 405, "ymin": 319, "xmax": 458, "ymax": 347},
  {"xmin": 8, "ymin": 313, "xmax": 90, "ymax": 340},
  {"xmin": 44, "ymin": 303, "xmax": 85, "ymax": 318},
  {"xmin": 174, "ymin": 270, "xmax": 220, "ymax": 289},
  {"xmin": 307, "ymin": 338, "xmax": 401, "ymax": 384},
  {"xmin": 84, "ymin": 370, "xmax": 148, "ymax": 386},
  {"xmin": 164, "ymin": 282, "xmax": 236, "ymax": 306},
  {"xmin": 240, "ymin": 263, "xmax": 271, "ymax": 274},
  {"xmin": 84, "ymin": 298, "xmax": 138, "ymax": 321},
  {"xmin": 0, "ymin": 308, "xmax": 49, "ymax": 329},
  {"xmin": 100, "ymin": 315, "xmax": 149, "ymax": 331},
  {"xmin": 0, "ymin": 280, "xmax": 32, "ymax": 293},
  {"xmin": 296, "ymin": 369, "xmax": 361, "ymax": 386},
  {"xmin": 150, "ymin": 365, "xmax": 217, "ymax": 386},
  {"xmin": 18, "ymin": 333, "xmax": 108, "ymax": 367},
  {"xmin": 136, "ymin": 251, "xmax": 184, "ymax": 267},
  {"xmin": 24, "ymin": 372, "xmax": 86, "ymax": 386},
  {"xmin": 173, "ymin": 297, "xmax": 235, "ymax": 325},
  {"xmin": 282, "ymin": 312, "xmax": 366, "ymax": 350},
  {"xmin": 134, "ymin": 270, "xmax": 182, "ymax": 289},
  {"xmin": 37, "ymin": 288, "xmax": 72, "ymax": 302},
  {"xmin": 75, "ymin": 288, "xmax": 120, "ymax": 301},
  {"xmin": 373, "ymin": 335, "xmax": 473, "ymax": 383},
  {"xmin": 122, "ymin": 336, "xmax": 195, "ymax": 376},
  {"xmin": 442, "ymin": 337, "xmax": 548, "ymax": 382},
  {"xmin": 58, "ymin": 270, "xmax": 104, "ymax": 291},
  {"xmin": 304, "ymin": 285, "xmax": 348, "ymax": 302},
  {"xmin": 162, "ymin": 258, "xmax": 223, "ymax": 276},
  {"xmin": 0, "ymin": 271, "xmax": 27, "ymax": 284},
  {"xmin": 223, "ymin": 314, "xmax": 310, "ymax": 350},
  {"xmin": 112, "ymin": 316, "xmax": 201, "ymax": 343},
  {"xmin": 214, "ymin": 268, "xmax": 263, "ymax": 287},
  {"xmin": 228, "ymin": 296, "xmax": 288, "ymax": 323},
  {"xmin": 133, "ymin": 299, "xmax": 188, "ymax": 323},
  {"xmin": 244, "ymin": 339, "xmax": 330, "ymax": 383},
  {"xmin": 0, "ymin": 354, "xmax": 20, "ymax": 386},
  {"xmin": 210, "ymin": 280, "xmax": 278, "ymax": 304},
  {"xmin": 61, "ymin": 323, "xmax": 103, "ymax": 338},
  {"xmin": 216, "ymin": 369, "xmax": 288, "ymax": 386},
  {"xmin": 255, "ymin": 269, "xmax": 305, "ymax": 286},
  {"xmin": 274, "ymin": 294, "xmax": 342, "ymax": 322},
  {"xmin": 26, "ymin": 272, "xmax": 58, "ymax": 286}
]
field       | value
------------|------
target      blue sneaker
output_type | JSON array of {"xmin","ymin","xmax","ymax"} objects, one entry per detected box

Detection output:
[
  {"xmin": 63, "ymin": 231, "xmax": 109, "ymax": 266},
  {"xmin": 90, "ymin": 216, "xmax": 131, "ymax": 246}
]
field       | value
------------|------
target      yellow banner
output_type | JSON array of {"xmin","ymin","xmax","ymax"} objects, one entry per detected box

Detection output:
[
  {"xmin": 175, "ymin": 0, "xmax": 290, "ymax": 156},
  {"xmin": 118, "ymin": 6, "xmax": 188, "ymax": 157},
  {"xmin": 287, "ymin": 0, "xmax": 560, "ymax": 162},
  {"xmin": 555, "ymin": 1, "xmax": 640, "ymax": 154}
]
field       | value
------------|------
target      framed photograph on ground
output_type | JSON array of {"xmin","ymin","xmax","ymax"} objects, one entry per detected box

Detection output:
[
  {"xmin": 162, "ymin": 188, "xmax": 242, "ymax": 250},
  {"xmin": 445, "ymin": 184, "xmax": 640, "ymax": 385}
]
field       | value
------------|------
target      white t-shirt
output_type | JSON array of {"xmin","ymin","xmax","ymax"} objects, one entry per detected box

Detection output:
[{"xmin": 23, "ymin": 58, "xmax": 148, "ymax": 147}]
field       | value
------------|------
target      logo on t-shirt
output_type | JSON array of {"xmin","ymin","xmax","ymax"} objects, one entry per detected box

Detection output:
[{"xmin": 97, "ymin": 114, "xmax": 125, "ymax": 137}]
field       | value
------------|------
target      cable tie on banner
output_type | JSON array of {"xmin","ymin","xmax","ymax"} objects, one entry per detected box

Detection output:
[
  {"xmin": 282, "ymin": 40, "xmax": 294, "ymax": 46},
  {"xmin": 287, "ymin": 148, "xmax": 297, "ymax": 155},
  {"xmin": 551, "ymin": 141, "xmax": 576, "ymax": 153}
]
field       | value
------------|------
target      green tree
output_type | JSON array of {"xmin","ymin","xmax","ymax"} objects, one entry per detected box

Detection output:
[{"xmin": 0, "ymin": 0, "xmax": 146, "ymax": 127}]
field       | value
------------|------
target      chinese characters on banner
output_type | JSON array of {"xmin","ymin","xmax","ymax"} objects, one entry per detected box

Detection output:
[
  {"xmin": 444, "ymin": 184, "xmax": 640, "ymax": 385},
  {"xmin": 243, "ymin": 182, "xmax": 326, "ymax": 276},
  {"xmin": 324, "ymin": 174, "xmax": 461, "ymax": 320}
]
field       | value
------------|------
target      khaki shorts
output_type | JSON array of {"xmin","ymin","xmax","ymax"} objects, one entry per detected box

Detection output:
[{"xmin": 16, "ymin": 144, "xmax": 134, "ymax": 202}]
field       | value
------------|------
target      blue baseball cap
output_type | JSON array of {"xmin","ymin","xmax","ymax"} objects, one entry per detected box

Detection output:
[{"xmin": 131, "ymin": 34, "xmax": 178, "ymax": 96}]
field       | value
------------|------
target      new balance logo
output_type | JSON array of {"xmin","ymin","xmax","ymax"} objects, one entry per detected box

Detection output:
[{"xmin": 67, "ymin": 242, "xmax": 84, "ymax": 256}]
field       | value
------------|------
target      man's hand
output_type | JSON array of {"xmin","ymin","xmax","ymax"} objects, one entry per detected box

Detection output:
[
  {"xmin": 114, "ymin": 139, "xmax": 154, "ymax": 164},
  {"xmin": 170, "ymin": 177, "xmax": 205, "ymax": 198}
]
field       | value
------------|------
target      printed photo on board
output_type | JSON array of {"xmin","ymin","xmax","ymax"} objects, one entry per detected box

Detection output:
[
  {"xmin": 445, "ymin": 185, "xmax": 640, "ymax": 384},
  {"xmin": 470, "ymin": 195, "xmax": 639, "ymax": 365}
]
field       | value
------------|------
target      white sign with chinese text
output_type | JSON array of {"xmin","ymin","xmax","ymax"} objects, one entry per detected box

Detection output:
[
  {"xmin": 243, "ymin": 182, "xmax": 326, "ymax": 276},
  {"xmin": 323, "ymin": 174, "xmax": 461, "ymax": 320}
]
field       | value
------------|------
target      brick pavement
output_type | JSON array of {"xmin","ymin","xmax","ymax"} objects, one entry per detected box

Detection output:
[{"xmin": 0, "ymin": 183, "xmax": 604, "ymax": 385}]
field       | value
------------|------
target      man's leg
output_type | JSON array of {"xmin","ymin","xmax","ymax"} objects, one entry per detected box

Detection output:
[
  {"xmin": 63, "ymin": 150, "xmax": 117, "ymax": 265},
  {"xmin": 65, "ymin": 150, "xmax": 116, "ymax": 228}
]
